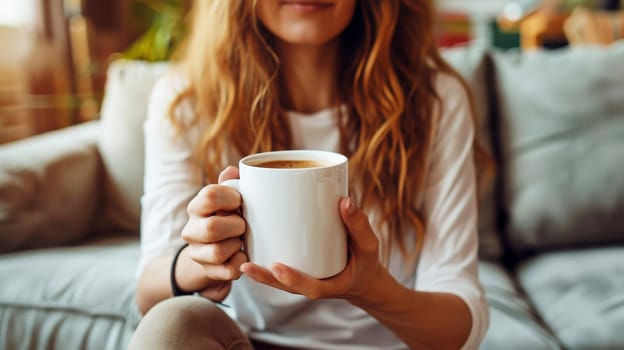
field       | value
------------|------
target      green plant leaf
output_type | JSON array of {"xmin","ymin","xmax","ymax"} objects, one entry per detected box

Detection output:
[{"xmin": 122, "ymin": 0, "xmax": 186, "ymax": 62}]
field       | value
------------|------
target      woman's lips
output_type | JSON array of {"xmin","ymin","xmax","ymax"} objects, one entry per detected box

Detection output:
[{"xmin": 281, "ymin": 1, "xmax": 333, "ymax": 12}]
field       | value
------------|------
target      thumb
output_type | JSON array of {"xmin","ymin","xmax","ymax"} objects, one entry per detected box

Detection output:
[
  {"xmin": 218, "ymin": 166, "xmax": 240, "ymax": 184},
  {"xmin": 339, "ymin": 197, "xmax": 379, "ymax": 253}
]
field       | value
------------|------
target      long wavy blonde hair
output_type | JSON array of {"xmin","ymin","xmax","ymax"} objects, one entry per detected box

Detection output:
[{"xmin": 170, "ymin": 0, "xmax": 491, "ymax": 258}]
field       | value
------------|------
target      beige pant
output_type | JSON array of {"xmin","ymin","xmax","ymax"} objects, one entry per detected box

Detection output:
[{"xmin": 128, "ymin": 296, "xmax": 295, "ymax": 350}]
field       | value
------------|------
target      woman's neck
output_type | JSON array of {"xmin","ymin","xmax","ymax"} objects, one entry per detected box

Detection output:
[{"xmin": 276, "ymin": 40, "xmax": 340, "ymax": 114}]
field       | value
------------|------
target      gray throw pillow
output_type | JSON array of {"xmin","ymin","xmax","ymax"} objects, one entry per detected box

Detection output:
[
  {"xmin": 492, "ymin": 42, "xmax": 624, "ymax": 254},
  {"xmin": 0, "ymin": 123, "xmax": 100, "ymax": 253}
]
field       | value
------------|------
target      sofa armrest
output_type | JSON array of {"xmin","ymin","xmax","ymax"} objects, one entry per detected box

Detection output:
[{"xmin": 0, "ymin": 121, "xmax": 101, "ymax": 254}]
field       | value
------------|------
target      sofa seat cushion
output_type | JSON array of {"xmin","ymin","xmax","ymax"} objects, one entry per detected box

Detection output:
[
  {"xmin": 517, "ymin": 247, "xmax": 624, "ymax": 350},
  {"xmin": 0, "ymin": 235, "xmax": 140, "ymax": 350},
  {"xmin": 493, "ymin": 43, "xmax": 624, "ymax": 255},
  {"xmin": 478, "ymin": 261, "xmax": 560, "ymax": 350}
]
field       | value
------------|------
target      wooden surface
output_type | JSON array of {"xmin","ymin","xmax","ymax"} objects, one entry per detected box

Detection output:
[
  {"xmin": 0, "ymin": 26, "xmax": 36, "ymax": 144},
  {"xmin": 0, "ymin": 0, "xmax": 134, "ymax": 144}
]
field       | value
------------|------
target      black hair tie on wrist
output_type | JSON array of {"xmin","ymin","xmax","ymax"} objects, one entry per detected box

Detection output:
[{"xmin": 170, "ymin": 243, "xmax": 194, "ymax": 297}]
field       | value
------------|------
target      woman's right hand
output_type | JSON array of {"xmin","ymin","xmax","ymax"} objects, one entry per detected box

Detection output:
[{"xmin": 179, "ymin": 166, "xmax": 247, "ymax": 301}]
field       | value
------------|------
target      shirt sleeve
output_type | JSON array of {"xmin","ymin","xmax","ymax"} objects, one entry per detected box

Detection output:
[
  {"xmin": 137, "ymin": 73, "xmax": 203, "ymax": 277},
  {"xmin": 415, "ymin": 73, "xmax": 489, "ymax": 350}
]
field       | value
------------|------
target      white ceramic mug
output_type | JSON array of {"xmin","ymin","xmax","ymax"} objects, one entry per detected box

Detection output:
[{"xmin": 222, "ymin": 150, "xmax": 348, "ymax": 279}]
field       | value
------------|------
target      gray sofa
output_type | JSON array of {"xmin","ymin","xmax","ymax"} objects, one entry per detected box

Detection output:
[{"xmin": 1, "ymin": 42, "xmax": 623, "ymax": 350}]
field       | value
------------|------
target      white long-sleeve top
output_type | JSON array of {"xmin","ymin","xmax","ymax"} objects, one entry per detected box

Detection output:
[{"xmin": 139, "ymin": 70, "xmax": 489, "ymax": 350}]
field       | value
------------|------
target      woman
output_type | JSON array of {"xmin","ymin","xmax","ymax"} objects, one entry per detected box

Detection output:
[{"xmin": 130, "ymin": 1, "xmax": 490, "ymax": 349}]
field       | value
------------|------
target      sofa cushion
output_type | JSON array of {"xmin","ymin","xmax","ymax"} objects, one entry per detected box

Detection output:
[
  {"xmin": 442, "ymin": 44, "xmax": 502, "ymax": 260},
  {"xmin": 478, "ymin": 261, "xmax": 560, "ymax": 350},
  {"xmin": 517, "ymin": 247, "xmax": 624, "ymax": 350},
  {"xmin": 97, "ymin": 60, "xmax": 169, "ymax": 233},
  {"xmin": 0, "ymin": 122, "xmax": 100, "ymax": 253},
  {"xmin": 493, "ymin": 43, "xmax": 624, "ymax": 254},
  {"xmin": 0, "ymin": 236, "xmax": 140, "ymax": 350}
]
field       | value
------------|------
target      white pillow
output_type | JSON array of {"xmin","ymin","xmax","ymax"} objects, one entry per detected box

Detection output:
[{"xmin": 97, "ymin": 60, "xmax": 169, "ymax": 233}]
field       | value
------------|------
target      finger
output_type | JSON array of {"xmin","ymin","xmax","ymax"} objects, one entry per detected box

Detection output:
[
  {"xmin": 187, "ymin": 237, "xmax": 243, "ymax": 265},
  {"xmin": 187, "ymin": 184, "xmax": 242, "ymax": 216},
  {"xmin": 242, "ymin": 263, "xmax": 341, "ymax": 300},
  {"xmin": 267, "ymin": 263, "xmax": 340, "ymax": 300},
  {"xmin": 240, "ymin": 263, "xmax": 299, "ymax": 294},
  {"xmin": 222, "ymin": 251, "xmax": 248, "ymax": 280},
  {"xmin": 339, "ymin": 197, "xmax": 379, "ymax": 254},
  {"xmin": 201, "ymin": 251, "xmax": 248, "ymax": 281},
  {"xmin": 218, "ymin": 166, "xmax": 240, "ymax": 184},
  {"xmin": 183, "ymin": 214, "xmax": 246, "ymax": 243}
]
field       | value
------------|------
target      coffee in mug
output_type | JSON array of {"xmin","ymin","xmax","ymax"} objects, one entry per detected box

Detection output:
[
  {"xmin": 253, "ymin": 159, "xmax": 329, "ymax": 169},
  {"xmin": 222, "ymin": 150, "xmax": 348, "ymax": 279}
]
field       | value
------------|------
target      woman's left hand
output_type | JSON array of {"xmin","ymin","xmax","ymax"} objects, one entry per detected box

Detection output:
[{"xmin": 240, "ymin": 197, "xmax": 384, "ymax": 305}]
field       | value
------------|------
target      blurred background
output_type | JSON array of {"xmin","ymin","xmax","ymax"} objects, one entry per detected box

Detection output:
[
  {"xmin": 0, "ymin": 0, "xmax": 187, "ymax": 144},
  {"xmin": 0, "ymin": 0, "xmax": 622, "ymax": 144}
]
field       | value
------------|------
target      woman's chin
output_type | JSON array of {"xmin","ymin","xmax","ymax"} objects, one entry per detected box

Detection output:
[{"xmin": 273, "ymin": 27, "xmax": 340, "ymax": 47}]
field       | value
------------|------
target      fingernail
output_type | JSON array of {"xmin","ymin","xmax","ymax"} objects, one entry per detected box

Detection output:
[
  {"xmin": 239, "ymin": 263, "xmax": 250, "ymax": 274},
  {"xmin": 269, "ymin": 265, "xmax": 283, "ymax": 278},
  {"xmin": 346, "ymin": 197, "xmax": 356, "ymax": 215}
]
